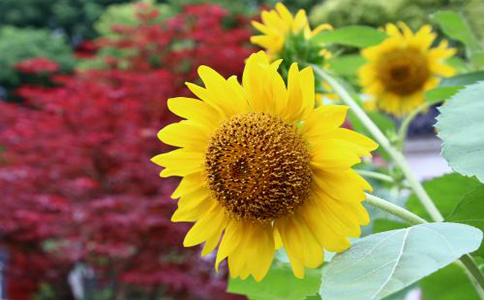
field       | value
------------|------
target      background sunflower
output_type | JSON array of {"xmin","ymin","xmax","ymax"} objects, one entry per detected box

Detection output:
[{"xmin": 358, "ymin": 22, "xmax": 456, "ymax": 116}]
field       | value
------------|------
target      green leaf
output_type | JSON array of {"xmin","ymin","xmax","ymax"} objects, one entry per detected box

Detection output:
[
  {"xmin": 424, "ymin": 86, "xmax": 462, "ymax": 104},
  {"xmin": 406, "ymin": 173, "xmax": 481, "ymax": 221},
  {"xmin": 228, "ymin": 264, "xmax": 321, "ymax": 300},
  {"xmin": 433, "ymin": 11, "xmax": 481, "ymax": 52},
  {"xmin": 419, "ymin": 264, "xmax": 480, "ymax": 300},
  {"xmin": 320, "ymin": 223, "xmax": 482, "ymax": 300},
  {"xmin": 372, "ymin": 219, "xmax": 408, "ymax": 233},
  {"xmin": 312, "ymin": 26, "xmax": 387, "ymax": 48},
  {"xmin": 471, "ymin": 52, "xmax": 484, "ymax": 68},
  {"xmin": 447, "ymin": 185, "xmax": 484, "ymax": 257},
  {"xmin": 329, "ymin": 54, "xmax": 366, "ymax": 76},
  {"xmin": 439, "ymin": 71, "xmax": 484, "ymax": 87},
  {"xmin": 436, "ymin": 81, "xmax": 484, "ymax": 182}
]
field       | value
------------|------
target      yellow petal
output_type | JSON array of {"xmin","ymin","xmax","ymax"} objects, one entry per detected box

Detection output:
[
  {"xmin": 157, "ymin": 120, "xmax": 209, "ymax": 150},
  {"xmin": 167, "ymin": 97, "xmax": 222, "ymax": 128},
  {"xmin": 183, "ymin": 204, "xmax": 228, "ymax": 247},
  {"xmin": 151, "ymin": 149, "xmax": 204, "ymax": 178},
  {"xmin": 300, "ymin": 105, "xmax": 349, "ymax": 139}
]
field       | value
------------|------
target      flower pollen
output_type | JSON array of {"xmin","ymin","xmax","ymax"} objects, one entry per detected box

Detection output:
[{"xmin": 205, "ymin": 112, "xmax": 312, "ymax": 222}]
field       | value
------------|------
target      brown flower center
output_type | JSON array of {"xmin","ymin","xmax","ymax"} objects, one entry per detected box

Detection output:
[
  {"xmin": 205, "ymin": 112, "xmax": 312, "ymax": 222},
  {"xmin": 377, "ymin": 48, "xmax": 430, "ymax": 96}
]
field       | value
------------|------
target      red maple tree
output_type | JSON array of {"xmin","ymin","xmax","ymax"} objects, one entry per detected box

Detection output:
[{"xmin": 0, "ymin": 3, "xmax": 253, "ymax": 299}]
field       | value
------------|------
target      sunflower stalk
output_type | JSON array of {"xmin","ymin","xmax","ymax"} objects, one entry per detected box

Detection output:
[
  {"xmin": 365, "ymin": 194, "xmax": 484, "ymax": 296},
  {"xmin": 313, "ymin": 66, "xmax": 484, "ymax": 293}
]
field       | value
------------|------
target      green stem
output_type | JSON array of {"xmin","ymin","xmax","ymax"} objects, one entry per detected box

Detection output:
[
  {"xmin": 397, "ymin": 101, "xmax": 437, "ymax": 151},
  {"xmin": 314, "ymin": 66, "xmax": 444, "ymax": 222},
  {"xmin": 356, "ymin": 170, "xmax": 395, "ymax": 184},
  {"xmin": 365, "ymin": 194, "xmax": 484, "ymax": 295},
  {"xmin": 365, "ymin": 193, "xmax": 426, "ymax": 225}
]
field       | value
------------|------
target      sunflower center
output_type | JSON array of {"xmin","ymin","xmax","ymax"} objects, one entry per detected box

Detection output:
[
  {"xmin": 205, "ymin": 112, "xmax": 312, "ymax": 222},
  {"xmin": 378, "ymin": 48, "xmax": 430, "ymax": 96}
]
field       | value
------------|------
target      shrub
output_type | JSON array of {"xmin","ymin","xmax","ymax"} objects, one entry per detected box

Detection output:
[
  {"xmin": 0, "ymin": 0, "xmax": 131, "ymax": 41},
  {"xmin": 0, "ymin": 3, "xmax": 254, "ymax": 299},
  {"xmin": 0, "ymin": 26, "xmax": 75, "ymax": 98}
]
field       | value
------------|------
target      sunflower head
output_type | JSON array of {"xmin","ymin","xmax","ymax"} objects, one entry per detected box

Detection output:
[
  {"xmin": 152, "ymin": 51, "xmax": 378, "ymax": 282},
  {"xmin": 251, "ymin": 3, "xmax": 332, "ymax": 77},
  {"xmin": 359, "ymin": 22, "xmax": 456, "ymax": 117}
]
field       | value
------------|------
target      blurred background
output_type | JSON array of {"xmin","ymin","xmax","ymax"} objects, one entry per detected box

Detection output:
[{"xmin": 0, "ymin": 0, "xmax": 483, "ymax": 299}]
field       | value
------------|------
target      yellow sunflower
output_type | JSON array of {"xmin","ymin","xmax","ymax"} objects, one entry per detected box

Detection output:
[
  {"xmin": 250, "ymin": 3, "xmax": 332, "ymax": 59},
  {"xmin": 359, "ymin": 23, "xmax": 456, "ymax": 116},
  {"xmin": 152, "ymin": 51, "xmax": 378, "ymax": 281}
]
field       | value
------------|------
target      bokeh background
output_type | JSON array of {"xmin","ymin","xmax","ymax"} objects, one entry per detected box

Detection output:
[{"xmin": 0, "ymin": 0, "xmax": 483, "ymax": 299}]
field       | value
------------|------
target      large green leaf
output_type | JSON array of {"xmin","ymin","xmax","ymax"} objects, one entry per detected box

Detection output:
[
  {"xmin": 419, "ymin": 264, "xmax": 480, "ymax": 300},
  {"xmin": 312, "ymin": 26, "xmax": 387, "ymax": 48},
  {"xmin": 228, "ymin": 264, "xmax": 321, "ymax": 300},
  {"xmin": 447, "ymin": 185, "xmax": 484, "ymax": 257},
  {"xmin": 436, "ymin": 82, "xmax": 484, "ymax": 182},
  {"xmin": 406, "ymin": 173, "xmax": 481, "ymax": 220},
  {"xmin": 320, "ymin": 223, "xmax": 482, "ymax": 300},
  {"xmin": 433, "ymin": 11, "xmax": 481, "ymax": 52}
]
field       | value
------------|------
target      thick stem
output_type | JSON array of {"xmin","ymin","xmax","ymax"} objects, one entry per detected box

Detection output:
[
  {"xmin": 365, "ymin": 193, "xmax": 426, "ymax": 225},
  {"xmin": 365, "ymin": 194, "xmax": 484, "ymax": 295},
  {"xmin": 314, "ymin": 66, "xmax": 444, "ymax": 222}
]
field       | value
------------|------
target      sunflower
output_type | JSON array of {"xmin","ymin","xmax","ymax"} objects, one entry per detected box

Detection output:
[
  {"xmin": 359, "ymin": 23, "xmax": 456, "ymax": 116},
  {"xmin": 152, "ymin": 51, "xmax": 378, "ymax": 281},
  {"xmin": 251, "ymin": 3, "xmax": 332, "ymax": 60}
]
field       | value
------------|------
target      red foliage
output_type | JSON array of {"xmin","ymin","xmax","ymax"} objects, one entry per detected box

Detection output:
[
  {"xmin": 0, "ymin": 3, "xmax": 253, "ymax": 299},
  {"xmin": 15, "ymin": 57, "xmax": 60, "ymax": 74}
]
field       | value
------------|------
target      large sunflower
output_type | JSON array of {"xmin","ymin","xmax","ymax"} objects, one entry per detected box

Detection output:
[
  {"xmin": 359, "ymin": 23, "xmax": 456, "ymax": 116},
  {"xmin": 152, "ymin": 51, "xmax": 378, "ymax": 281},
  {"xmin": 251, "ymin": 3, "xmax": 332, "ymax": 59}
]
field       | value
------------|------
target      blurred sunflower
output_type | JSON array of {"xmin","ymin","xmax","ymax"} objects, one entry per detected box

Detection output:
[
  {"xmin": 152, "ymin": 51, "xmax": 378, "ymax": 281},
  {"xmin": 251, "ymin": 3, "xmax": 335, "ymax": 103},
  {"xmin": 359, "ymin": 23, "xmax": 456, "ymax": 116}
]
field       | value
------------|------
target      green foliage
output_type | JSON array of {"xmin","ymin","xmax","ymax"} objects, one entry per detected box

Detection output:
[
  {"xmin": 436, "ymin": 81, "xmax": 484, "ymax": 182},
  {"xmin": 165, "ymin": 0, "xmax": 263, "ymax": 17},
  {"xmin": 312, "ymin": 26, "xmax": 387, "ymax": 48},
  {"xmin": 406, "ymin": 173, "xmax": 481, "ymax": 220},
  {"xmin": 433, "ymin": 10, "xmax": 481, "ymax": 53},
  {"xmin": 419, "ymin": 264, "xmax": 480, "ymax": 300},
  {"xmin": 372, "ymin": 219, "xmax": 408, "ymax": 233},
  {"xmin": 424, "ymin": 71, "xmax": 484, "ymax": 103},
  {"xmin": 95, "ymin": 0, "xmax": 174, "ymax": 37},
  {"xmin": 309, "ymin": 0, "xmax": 469, "ymax": 30},
  {"xmin": 424, "ymin": 86, "xmax": 462, "ymax": 104},
  {"xmin": 440, "ymin": 71, "xmax": 484, "ymax": 86},
  {"xmin": 228, "ymin": 264, "xmax": 321, "ymax": 300},
  {"xmin": 0, "ymin": 0, "xmax": 131, "ymax": 41},
  {"xmin": 329, "ymin": 54, "xmax": 366, "ymax": 76},
  {"xmin": 0, "ymin": 26, "xmax": 75, "ymax": 88},
  {"xmin": 447, "ymin": 185, "xmax": 484, "ymax": 257},
  {"xmin": 320, "ymin": 223, "xmax": 482, "ymax": 299}
]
